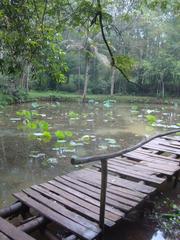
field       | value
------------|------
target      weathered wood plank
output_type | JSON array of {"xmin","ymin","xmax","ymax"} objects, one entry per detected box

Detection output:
[
  {"xmin": 109, "ymin": 158, "xmax": 179, "ymax": 175},
  {"xmin": 31, "ymin": 185, "xmax": 115, "ymax": 227},
  {"xmin": 40, "ymin": 182, "xmax": 121, "ymax": 222},
  {"xmin": 70, "ymin": 169, "xmax": 156, "ymax": 193},
  {"xmin": 143, "ymin": 140, "xmax": 180, "ymax": 155},
  {"xmin": 0, "ymin": 217, "xmax": 35, "ymax": 240},
  {"xmin": 163, "ymin": 136, "xmax": 180, "ymax": 141},
  {"xmin": 55, "ymin": 177, "xmax": 137, "ymax": 208},
  {"xmin": 30, "ymin": 185, "xmax": 114, "ymax": 227},
  {"xmin": 124, "ymin": 151, "xmax": 179, "ymax": 167},
  {"xmin": 0, "ymin": 232, "xmax": 10, "ymax": 240},
  {"xmin": 13, "ymin": 192, "xmax": 100, "ymax": 240},
  {"xmin": 59, "ymin": 175, "xmax": 141, "ymax": 203},
  {"xmin": 95, "ymin": 163, "xmax": 165, "ymax": 184},
  {"xmin": 23, "ymin": 188, "xmax": 100, "ymax": 233},
  {"xmin": 48, "ymin": 179, "xmax": 129, "ymax": 213},
  {"xmin": 135, "ymin": 148, "xmax": 180, "ymax": 163}
]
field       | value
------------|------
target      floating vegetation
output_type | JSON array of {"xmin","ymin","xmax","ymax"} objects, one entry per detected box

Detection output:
[
  {"xmin": 31, "ymin": 102, "xmax": 40, "ymax": 109},
  {"xmin": 104, "ymin": 138, "xmax": 117, "ymax": 144},
  {"xmin": 68, "ymin": 111, "xmax": 79, "ymax": 119},
  {"xmin": 16, "ymin": 110, "xmax": 73, "ymax": 143},
  {"xmin": 149, "ymin": 196, "xmax": 180, "ymax": 239},
  {"xmin": 98, "ymin": 144, "xmax": 108, "ymax": 150},
  {"xmin": 55, "ymin": 130, "xmax": 73, "ymax": 140},
  {"xmin": 29, "ymin": 152, "xmax": 46, "ymax": 160},
  {"xmin": 88, "ymin": 99, "xmax": 95, "ymax": 104},
  {"xmin": 10, "ymin": 118, "xmax": 21, "ymax": 122},
  {"xmin": 146, "ymin": 114, "xmax": 157, "ymax": 125},
  {"xmin": 81, "ymin": 135, "xmax": 91, "ymax": 143},
  {"xmin": 103, "ymin": 99, "xmax": 116, "ymax": 108}
]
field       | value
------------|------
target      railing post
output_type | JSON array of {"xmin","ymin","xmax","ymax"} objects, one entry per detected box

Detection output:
[{"xmin": 99, "ymin": 159, "xmax": 108, "ymax": 235}]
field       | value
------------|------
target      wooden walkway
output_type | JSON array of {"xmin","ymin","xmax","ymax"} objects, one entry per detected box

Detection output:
[{"xmin": 0, "ymin": 131, "xmax": 180, "ymax": 240}]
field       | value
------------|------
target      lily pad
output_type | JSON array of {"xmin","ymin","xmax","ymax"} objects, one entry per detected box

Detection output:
[
  {"xmin": 109, "ymin": 144, "xmax": 120, "ymax": 148},
  {"xmin": 98, "ymin": 145, "xmax": 108, "ymax": 150},
  {"xmin": 33, "ymin": 132, "xmax": 43, "ymax": 136},
  {"xmin": 10, "ymin": 118, "xmax": 21, "ymax": 121},
  {"xmin": 31, "ymin": 102, "xmax": 40, "ymax": 109},
  {"xmin": 47, "ymin": 158, "xmax": 58, "ymax": 165},
  {"xmin": 81, "ymin": 135, "xmax": 91, "ymax": 143},
  {"xmin": 105, "ymin": 138, "xmax": 117, "ymax": 144},
  {"xmin": 57, "ymin": 140, "xmax": 67, "ymax": 143},
  {"xmin": 63, "ymin": 148, "xmax": 76, "ymax": 153},
  {"xmin": 70, "ymin": 141, "xmax": 84, "ymax": 146},
  {"xmin": 29, "ymin": 153, "xmax": 46, "ymax": 160}
]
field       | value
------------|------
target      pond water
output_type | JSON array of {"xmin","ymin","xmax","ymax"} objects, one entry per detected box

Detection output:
[{"xmin": 0, "ymin": 101, "xmax": 179, "ymax": 239}]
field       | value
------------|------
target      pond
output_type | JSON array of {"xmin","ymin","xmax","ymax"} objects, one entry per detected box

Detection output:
[{"xmin": 0, "ymin": 100, "xmax": 179, "ymax": 239}]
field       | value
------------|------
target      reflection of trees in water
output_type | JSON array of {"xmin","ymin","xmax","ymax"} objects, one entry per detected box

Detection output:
[{"xmin": 0, "ymin": 136, "xmax": 7, "ymax": 169}]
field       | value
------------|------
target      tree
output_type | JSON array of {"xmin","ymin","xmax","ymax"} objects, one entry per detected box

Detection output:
[{"xmin": 0, "ymin": 0, "xmax": 68, "ymax": 91}]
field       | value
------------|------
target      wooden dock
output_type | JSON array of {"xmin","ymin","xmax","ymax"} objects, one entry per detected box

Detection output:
[{"xmin": 0, "ymin": 130, "xmax": 179, "ymax": 240}]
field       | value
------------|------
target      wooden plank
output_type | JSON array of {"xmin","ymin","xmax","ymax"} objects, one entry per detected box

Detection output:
[
  {"xmin": 55, "ymin": 177, "xmax": 138, "ymax": 208},
  {"xmin": 23, "ymin": 188, "xmax": 100, "ymax": 233},
  {"xmin": 156, "ymin": 138, "xmax": 180, "ymax": 148},
  {"xmin": 169, "ymin": 140, "xmax": 180, "ymax": 147},
  {"xmin": 124, "ymin": 151, "xmax": 179, "ymax": 167},
  {"xmin": 48, "ymin": 179, "xmax": 130, "ymax": 212},
  {"xmin": 107, "ymin": 160, "xmax": 156, "ymax": 175},
  {"xmin": 70, "ymin": 169, "xmax": 156, "ymax": 194},
  {"xmin": 40, "ymin": 182, "xmax": 121, "ymax": 222},
  {"xmin": 143, "ymin": 141, "xmax": 180, "ymax": 155},
  {"xmin": 163, "ymin": 136, "xmax": 180, "ymax": 141},
  {"xmin": 135, "ymin": 148, "xmax": 180, "ymax": 163},
  {"xmin": 13, "ymin": 192, "xmax": 100, "ymax": 240},
  {"xmin": 59, "ymin": 175, "xmax": 141, "ymax": 203},
  {"xmin": 95, "ymin": 163, "xmax": 165, "ymax": 184},
  {"xmin": 109, "ymin": 157, "xmax": 178, "ymax": 175},
  {"xmin": 62, "ymin": 175, "xmax": 145, "ymax": 201},
  {"xmin": 0, "ymin": 232, "xmax": 10, "ymax": 240},
  {"xmin": 31, "ymin": 185, "xmax": 114, "ymax": 227},
  {"xmin": 0, "ymin": 217, "xmax": 35, "ymax": 240},
  {"xmin": 68, "ymin": 174, "xmax": 146, "ymax": 200}
]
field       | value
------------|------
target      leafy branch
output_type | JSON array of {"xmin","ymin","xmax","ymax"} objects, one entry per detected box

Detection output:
[{"xmin": 93, "ymin": 0, "xmax": 141, "ymax": 89}]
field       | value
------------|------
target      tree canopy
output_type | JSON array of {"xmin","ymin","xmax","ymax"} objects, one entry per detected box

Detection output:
[{"xmin": 0, "ymin": 0, "xmax": 179, "ymax": 97}]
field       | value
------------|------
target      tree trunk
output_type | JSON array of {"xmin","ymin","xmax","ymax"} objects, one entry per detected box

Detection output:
[
  {"xmin": 160, "ymin": 72, "xmax": 165, "ymax": 98},
  {"xmin": 26, "ymin": 64, "xmax": 31, "ymax": 92},
  {"xmin": 20, "ymin": 63, "xmax": 31, "ymax": 92},
  {"xmin": 110, "ymin": 66, "xmax": 115, "ymax": 96},
  {"xmin": 82, "ymin": 51, "xmax": 90, "ymax": 102}
]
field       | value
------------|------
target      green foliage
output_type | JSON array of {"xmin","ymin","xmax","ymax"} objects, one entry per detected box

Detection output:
[
  {"xmin": 55, "ymin": 130, "xmax": 65, "ymax": 140},
  {"xmin": 81, "ymin": 135, "xmax": 91, "ymax": 143},
  {"xmin": 16, "ymin": 109, "xmax": 73, "ymax": 143},
  {"xmin": 55, "ymin": 130, "xmax": 73, "ymax": 140},
  {"xmin": 115, "ymin": 55, "xmax": 135, "ymax": 77},
  {"xmin": 16, "ymin": 110, "xmax": 33, "ymax": 120},
  {"xmin": 150, "ymin": 196, "xmax": 180, "ymax": 239},
  {"xmin": 0, "ymin": 0, "xmax": 68, "ymax": 90},
  {"xmin": 146, "ymin": 114, "xmax": 157, "ymax": 124},
  {"xmin": 68, "ymin": 111, "xmax": 79, "ymax": 119},
  {"xmin": 0, "ymin": 0, "xmax": 179, "ymax": 97},
  {"xmin": 103, "ymin": 99, "xmax": 116, "ymax": 108},
  {"xmin": 42, "ymin": 131, "xmax": 52, "ymax": 142}
]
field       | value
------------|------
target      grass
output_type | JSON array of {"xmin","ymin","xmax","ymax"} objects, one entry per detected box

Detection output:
[
  {"xmin": 28, "ymin": 90, "xmax": 179, "ymax": 105},
  {"xmin": 0, "ymin": 90, "xmax": 179, "ymax": 106},
  {"xmin": 0, "ymin": 92, "xmax": 14, "ymax": 106}
]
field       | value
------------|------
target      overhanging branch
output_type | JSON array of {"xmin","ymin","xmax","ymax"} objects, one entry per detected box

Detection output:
[{"xmin": 96, "ymin": 0, "xmax": 141, "ymax": 89}]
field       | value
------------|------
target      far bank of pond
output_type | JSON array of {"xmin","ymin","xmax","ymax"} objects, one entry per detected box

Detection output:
[
  {"xmin": 1, "ymin": 91, "xmax": 180, "ymax": 106},
  {"xmin": 29, "ymin": 91, "xmax": 180, "ymax": 105},
  {"xmin": 0, "ymin": 100, "xmax": 179, "ymax": 240}
]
